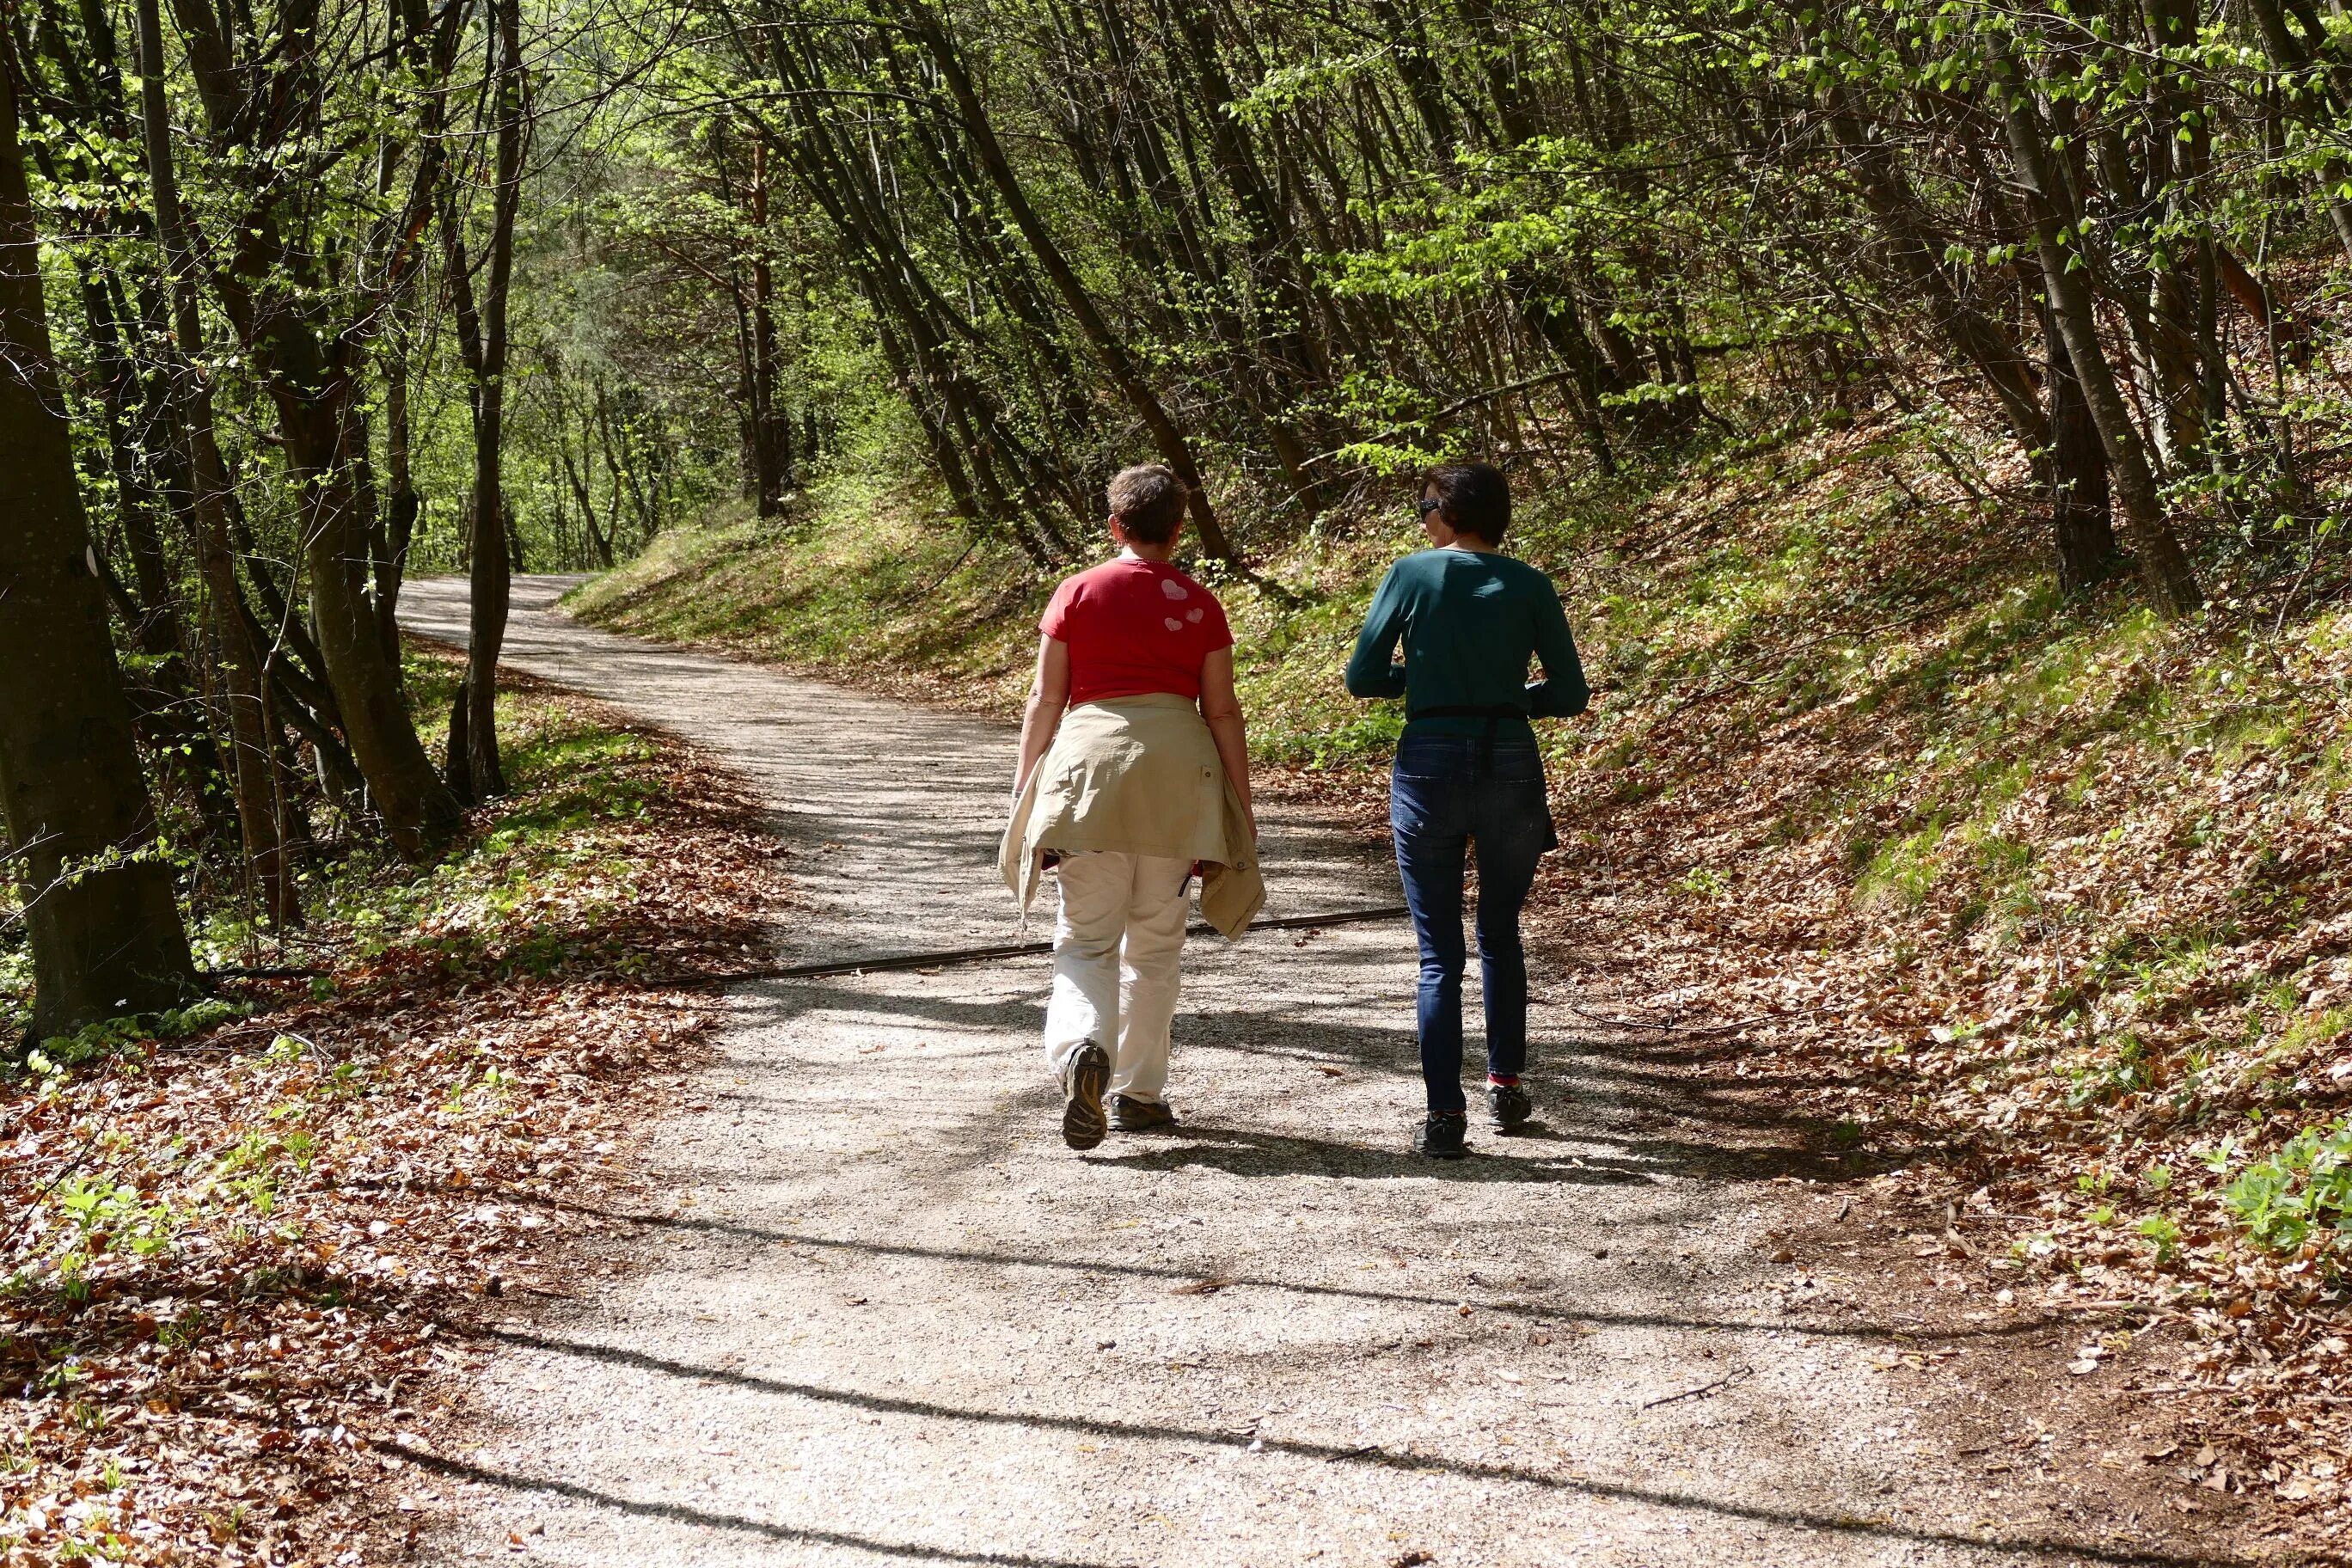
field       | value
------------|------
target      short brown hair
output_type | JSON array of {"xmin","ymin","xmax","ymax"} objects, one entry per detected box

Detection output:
[
  {"xmin": 1107, "ymin": 463, "xmax": 1187, "ymax": 545},
  {"xmin": 1421, "ymin": 461, "xmax": 1510, "ymax": 543}
]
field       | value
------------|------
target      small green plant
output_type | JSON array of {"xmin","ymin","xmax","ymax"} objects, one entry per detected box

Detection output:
[
  {"xmin": 1673, "ymin": 865, "xmax": 1730, "ymax": 899},
  {"xmin": 2138, "ymin": 1212, "xmax": 2183, "ymax": 1263},
  {"xmin": 2066, "ymin": 1032, "xmax": 2154, "ymax": 1108},
  {"xmin": 33, "ymin": 997, "xmax": 247, "ymax": 1069},
  {"xmin": 2223, "ymin": 1118, "xmax": 2352, "ymax": 1254},
  {"xmin": 1856, "ymin": 823, "xmax": 1944, "ymax": 907},
  {"xmin": 159, "ymin": 1308, "xmax": 207, "ymax": 1350}
]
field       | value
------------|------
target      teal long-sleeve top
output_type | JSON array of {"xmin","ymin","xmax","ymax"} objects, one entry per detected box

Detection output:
[{"xmin": 1344, "ymin": 548, "xmax": 1589, "ymax": 738}]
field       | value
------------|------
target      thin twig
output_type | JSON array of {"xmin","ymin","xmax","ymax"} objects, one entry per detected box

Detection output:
[{"xmin": 1639, "ymin": 1364, "xmax": 1752, "ymax": 1410}]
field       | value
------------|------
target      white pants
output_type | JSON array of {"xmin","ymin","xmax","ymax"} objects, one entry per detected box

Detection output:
[{"xmin": 1043, "ymin": 851, "xmax": 1192, "ymax": 1104}]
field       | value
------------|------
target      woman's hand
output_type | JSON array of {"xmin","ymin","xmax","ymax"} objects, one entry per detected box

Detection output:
[{"xmin": 1014, "ymin": 635, "xmax": 1072, "ymax": 797}]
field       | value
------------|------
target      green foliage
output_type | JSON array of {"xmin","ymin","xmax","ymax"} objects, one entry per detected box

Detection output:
[
  {"xmin": 21, "ymin": 1000, "xmax": 248, "ymax": 1074},
  {"xmin": 288, "ymin": 654, "xmax": 679, "ymax": 984},
  {"xmin": 2066, "ymin": 1032, "xmax": 2155, "ymax": 1110},
  {"xmin": 2224, "ymin": 1119, "xmax": 2352, "ymax": 1255}
]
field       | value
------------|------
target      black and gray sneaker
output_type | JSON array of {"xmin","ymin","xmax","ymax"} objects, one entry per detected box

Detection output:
[
  {"xmin": 1061, "ymin": 1042, "xmax": 1110, "ymax": 1150},
  {"xmin": 1109, "ymin": 1094, "xmax": 1177, "ymax": 1133},
  {"xmin": 1414, "ymin": 1112, "xmax": 1468, "ymax": 1160},
  {"xmin": 1487, "ymin": 1081, "xmax": 1533, "ymax": 1133}
]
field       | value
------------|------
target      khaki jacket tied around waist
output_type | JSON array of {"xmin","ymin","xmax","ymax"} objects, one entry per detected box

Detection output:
[{"xmin": 1000, "ymin": 693, "xmax": 1265, "ymax": 940}]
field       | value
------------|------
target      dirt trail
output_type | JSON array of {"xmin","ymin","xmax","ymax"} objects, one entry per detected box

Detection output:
[{"xmin": 394, "ymin": 575, "xmax": 2205, "ymax": 1568}]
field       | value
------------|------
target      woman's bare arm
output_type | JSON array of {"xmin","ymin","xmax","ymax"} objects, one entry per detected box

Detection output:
[
  {"xmin": 1197, "ymin": 646, "xmax": 1255, "ymax": 842},
  {"xmin": 1014, "ymin": 634, "xmax": 1073, "ymax": 795}
]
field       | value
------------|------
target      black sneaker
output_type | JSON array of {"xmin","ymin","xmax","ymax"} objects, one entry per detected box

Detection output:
[
  {"xmin": 1488, "ymin": 1081, "xmax": 1533, "ymax": 1133},
  {"xmin": 1109, "ymin": 1094, "xmax": 1177, "ymax": 1133},
  {"xmin": 1061, "ymin": 1042, "xmax": 1109, "ymax": 1150},
  {"xmin": 1415, "ymin": 1113, "xmax": 1468, "ymax": 1160}
]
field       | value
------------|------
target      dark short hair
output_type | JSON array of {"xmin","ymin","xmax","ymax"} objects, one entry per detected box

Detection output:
[
  {"xmin": 1107, "ymin": 463, "xmax": 1187, "ymax": 545},
  {"xmin": 1421, "ymin": 461, "xmax": 1510, "ymax": 543}
]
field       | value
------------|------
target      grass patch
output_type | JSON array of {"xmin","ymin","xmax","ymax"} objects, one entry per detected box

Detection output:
[{"xmin": 570, "ymin": 461, "xmax": 1043, "ymax": 713}]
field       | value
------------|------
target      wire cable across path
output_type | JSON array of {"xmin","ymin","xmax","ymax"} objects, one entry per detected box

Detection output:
[{"xmin": 676, "ymin": 903, "xmax": 1410, "ymax": 984}]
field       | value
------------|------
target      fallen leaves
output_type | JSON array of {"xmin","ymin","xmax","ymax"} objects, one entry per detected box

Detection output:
[{"xmin": 0, "ymin": 680, "xmax": 787, "ymax": 1566}]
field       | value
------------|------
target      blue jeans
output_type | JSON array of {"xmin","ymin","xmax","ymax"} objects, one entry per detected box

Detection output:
[{"xmin": 1390, "ymin": 733, "xmax": 1555, "ymax": 1116}]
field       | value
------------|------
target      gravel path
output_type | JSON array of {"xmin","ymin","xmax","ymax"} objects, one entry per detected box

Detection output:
[{"xmin": 394, "ymin": 575, "xmax": 2200, "ymax": 1568}]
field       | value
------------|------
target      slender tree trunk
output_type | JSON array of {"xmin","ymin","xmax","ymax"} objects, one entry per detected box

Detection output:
[
  {"xmin": 1822, "ymin": 83, "xmax": 2049, "ymax": 452},
  {"xmin": 167, "ymin": 0, "xmax": 463, "ymax": 860},
  {"xmin": 74, "ymin": 271, "xmax": 237, "ymax": 842},
  {"xmin": 2242, "ymin": 0, "xmax": 2352, "ymax": 263},
  {"xmin": 558, "ymin": 438, "xmax": 616, "ymax": 567},
  {"xmin": 749, "ymin": 138, "xmax": 794, "ymax": 514},
  {"xmin": 2043, "ymin": 299, "xmax": 2122, "ymax": 595},
  {"xmin": 136, "ymin": 0, "xmax": 299, "ymax": 925},
  {"xmin": 1991, "ymin": 37, "xmax": 2202, "ymax": 618},
  {"xmin": 381, "ymin": 307, "xmax": 420, "ymax": 666},
  {"xmin": 445, "ymin": 0, "xmax": 526, "ymax": 801},
  {"xmin": 0, "ymin": 63, "xmax": 199, "ymax": 1034}
]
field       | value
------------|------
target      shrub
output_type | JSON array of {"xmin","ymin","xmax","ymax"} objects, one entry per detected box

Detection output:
[{"xmin": 2223, "ymin": 1118, "xmax": 2352, "ymax": 1254}]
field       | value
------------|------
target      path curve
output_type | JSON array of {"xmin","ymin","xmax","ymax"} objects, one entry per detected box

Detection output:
[{"xmin": 393, "ymin": 574, "xmax": 2180, "ymax": 1568}]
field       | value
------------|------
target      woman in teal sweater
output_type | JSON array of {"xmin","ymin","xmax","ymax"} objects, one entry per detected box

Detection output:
[{"xmin": 1345, "ymin": 462, "xmax": 1588, "ymax": 1158}]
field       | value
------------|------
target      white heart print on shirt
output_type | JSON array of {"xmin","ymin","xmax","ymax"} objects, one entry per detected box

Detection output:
[
  {"xmin": 1186, "ymin": 607, "xmax": 1204, "ymax": 623},
  {"xmin": 1163, "ymin": 617, "xmax": 1184, "ymax": 632},
  {"xmin": 1160, "ymin": 578, "xmax": 1190, "ymax": 601}
]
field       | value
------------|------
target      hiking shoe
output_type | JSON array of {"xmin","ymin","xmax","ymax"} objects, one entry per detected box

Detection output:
[
  {"xmin": 1415, "ymin": 1113, "xmax": 1468, "ymax": 1161},
  {"xmin": 1110, "ymin": 1094, "xmax": 1177, "ymax": 1133},
  {"xmin": 1488, "ymin": 1081, "xmax": 1533, "ymax": 1133},
  {"xmin": 1061, "ymin": 1042, "xmax": 1110, "ymax": 1150}
]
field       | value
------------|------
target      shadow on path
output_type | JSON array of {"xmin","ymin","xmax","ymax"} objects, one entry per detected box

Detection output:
[
  {"xmin": 449, "ymin": 1197, "xmax": 2119, "ymax": 1348},
  {"xmin": 453, "ymin": 1328, "xmax": 2244, "ymax": 1568},
  {"xmin": 381, "ymin": 1443, "xmax": 1119, "ymax": 1568}
]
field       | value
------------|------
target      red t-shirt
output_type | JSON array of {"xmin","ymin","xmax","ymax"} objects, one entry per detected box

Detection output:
[{"xmin": 1041, "ymin": 556, "xmax": 1234, "ymax": 705}]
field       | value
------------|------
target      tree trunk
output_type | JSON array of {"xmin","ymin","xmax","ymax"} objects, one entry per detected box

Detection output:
[
  {"xmin": 1822, "ymin": 83, "xmax": 2049, "ymax": 453},
  {"xmin": 2044, "ymin": 299, "xmax": 2122, "ymax": 595},
  {"xmin": 0, "ymin": 63, "xmax": 198, "ymax": 1035},
  {"xmin": 446, "ymin": 0, "xmax": 526, "ymax": 802},
  {"xmin": 558, "ymin": 438, "xmax": 616, "ymax": 567},
  {"xmin": 380, "ymin": 308, "xmax": 420, "ymax": 666},
  {"xmin": 444, "ymin": 676, "xmax": 474, "ymax": 805},
  {"xmin": 748, "ymin": 138, "xmax": 794, "ymax": 515},
  {"xmin": 72, "ymin": 270, "xmax": 237, "ymax": 843},
  {"xmin": 2242, "ymin": 0, "xmax": 2352, "ymax": 264},
  {"xmin": 1991, "ymin": 37, "xmax": 2203, "ymax": 618},
  {"xmin": 137, "ymin": 0, "xmax": 300, "ymax": 926}
]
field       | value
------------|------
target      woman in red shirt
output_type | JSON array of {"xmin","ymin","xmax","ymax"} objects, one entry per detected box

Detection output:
[{"xmin": 1006, "ymin": 464, "xmax": 1256, "ymax": 1149}]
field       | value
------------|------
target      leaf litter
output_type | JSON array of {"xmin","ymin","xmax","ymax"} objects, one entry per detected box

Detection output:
[{"xmin": 0, "ymin": 671, "xmax": 787, "ymax": 1565}]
